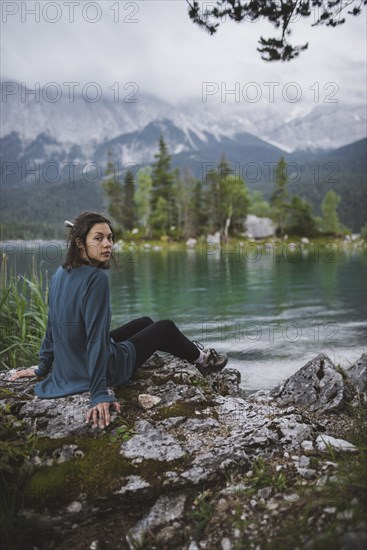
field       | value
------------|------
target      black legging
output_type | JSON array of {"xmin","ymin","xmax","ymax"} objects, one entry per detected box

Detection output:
[{"xmin": 109, "ymin": 317, "xmax": 200, "ymax": 370}]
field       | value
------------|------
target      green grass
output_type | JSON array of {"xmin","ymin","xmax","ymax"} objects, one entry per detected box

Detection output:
[{"xmin": 0, "ymin": 254, "xmax": 48, "ymax": 370}]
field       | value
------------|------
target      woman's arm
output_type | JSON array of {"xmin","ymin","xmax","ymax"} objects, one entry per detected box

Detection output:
[
  {"xmin": 8, "ymin": 366, "xmax": 38, "ymax": 380},
  {"xmin": 83, "ymin": 269, "xmax": 116, "ymax": 408}
]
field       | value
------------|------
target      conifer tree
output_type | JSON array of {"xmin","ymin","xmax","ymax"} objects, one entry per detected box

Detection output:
[
  {"xmin": 135, "ymin": 166, "xmax": 153, "ymax": 237},
  {"xmin": 204, "ymin": 155, "xmax": 249, "ymax": 237},
  {"xmin": 121, "ymin": 168, "xmax": 136, "ymax": 232},
  {"xmin": 320, "ymin": 190, "xmax": 341, "ymax": 234},
  {"xmin": 102, "ymin": 151, "xmax": 124, "ymax": 230},
  {"xmin": 270, "ymin": 157, "xmax": 289, "ymax": 236},
  {"xmin": 150, "ymin": 135, "xmax": 175, "ymax": 233},
  {"xmin": 287, "ymin": 195, "xmax": 317, "ymax": 237}
]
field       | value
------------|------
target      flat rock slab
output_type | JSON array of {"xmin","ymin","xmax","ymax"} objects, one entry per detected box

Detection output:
[{"xmin": 316, "ymin": 434, "xmax": 358, "ymax": 453}]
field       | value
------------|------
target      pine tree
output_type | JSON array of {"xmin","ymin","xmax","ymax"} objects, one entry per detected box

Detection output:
[
  {"xmin": 320, "ymin": 190, "xmax": 341, "ymax": 234},
  {"xmin": 121, "ymin": 168, "xmax": 136, "ymax": 232},
  {"xmin": 204, "ymin": 155, "xmax": 249, "ymax": 238},
  {"xmin": 248, "ymin": 190, "xmax": 272, "ymax": 218},
  {"xmin": 135, "ymin": 166, "xmax": 153, "ymax": 238},
  {"xmin": 287, "ymin": 195, "xmax": 317, "ymax": 237},
  {"xmin": 204, "ymin": 154, "xmax": 232, "ymax": 233},
  {"xmin": 270, "ymin": 157, "xmax": 289, "ymax": 236},
  {"xmin": 221, "ymin": 174, "xmax": 250, "ymax": 238},
  {"xmin": 102, "ymin": 150, "xmax": 124, "ymax": 230},
  {"xmin": 150, "ymin": 135, "xmax": 175, "ymax": 233}
]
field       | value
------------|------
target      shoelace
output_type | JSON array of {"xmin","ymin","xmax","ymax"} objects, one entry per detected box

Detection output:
[{"xmin": 192, "ymin": 340, "xmax": 205, "ymax": 350}]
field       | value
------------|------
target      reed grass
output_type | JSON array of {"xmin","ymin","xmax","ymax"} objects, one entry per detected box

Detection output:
[{"xmin": 0, "ymin": 254, "xmax": 48, "ymax": 371}]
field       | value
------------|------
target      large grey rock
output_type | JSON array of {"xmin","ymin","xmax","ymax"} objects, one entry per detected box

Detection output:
[
  {"xmin": 244, "ymin": 214, "xmax": 276, "ymax": 239},
  {"xmin": 270, "ymin": 353, "xmax": 345, "ymax": 412},
  {"xmin": 346, "ymin": 353, "xmax": 367, "ymax": 398}
]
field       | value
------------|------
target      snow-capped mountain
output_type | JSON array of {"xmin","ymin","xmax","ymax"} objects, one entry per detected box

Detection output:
[{"xmin": 1, "ymin": 80, "xmax": 366, "ymax": 161}]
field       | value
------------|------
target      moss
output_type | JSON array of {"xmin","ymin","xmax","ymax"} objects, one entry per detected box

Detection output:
[
  {"xmin": 114, "ymin": 385, "xmax": 141, "ymax": 401},
  {"xmin": 0, "ymin": 388, "xmax": 16, "ymax": 399},
  {"xmin": 134, "ymin": 456, "xmax": 190, "ymax": 488},
  {"xmin": 25, "ymin": 434, "xmax": 139, "ymax": 510},
  {"xmin": 152, "ymin": 401, "xmax": 213, "ymax": 421}
]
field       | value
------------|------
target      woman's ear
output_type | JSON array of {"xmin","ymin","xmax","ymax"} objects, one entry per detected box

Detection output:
[{"xmin": 76, "ymin": 237, "xmax": 83, "ymax": 250}]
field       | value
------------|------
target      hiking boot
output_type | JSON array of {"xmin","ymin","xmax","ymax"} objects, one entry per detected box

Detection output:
[{"xmin": 192, "ymin": 341, "xmax": 228, "ymax": 376}]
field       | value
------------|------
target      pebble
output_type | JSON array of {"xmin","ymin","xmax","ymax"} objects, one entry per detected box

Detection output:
[
  {"xmin": 283, "ymin": 493, "xmax": 299, "ymax": 502},
  {"xmin": 257, "ymin": 487, "xmax": 272, "ymax": 499},
  {"xmin": 217, "ymin": 499, "xmax": 229, "ymax": 513},
  {"xmin": 315, "ymin": 475, "xmax": 329, "ymax": 488},
  {"xmin": 297, "ymin": 468, "xmax": 317, "ymax": 480},
  {"xmin": 138, "ymin": 394, "xmax": 162, "ymax": 409},
  {"xmin": 337, "ymin": 510, "xmax": 354, "ymax": 520},
  {"xmin": 301, "ymin": 440, "xmax": 314, "ymax": 451},
  {"xmin": 221, "ymin": 483, "xmax": 248, "ymax": 495},
  {"xmin": 323, "ymin": 461, "xmax": 338, "ymax": 469},
  {"xmin": 221, "ymin": 538, "xmax": 232, "ymax": 550},
  {"xmin": 66, "ymin": 501, "xmax": 83, "ymax": 514},
  {"xmin": 299, "ymin": 455, "xmax": 310, "ymax": 468},
  {"xmin": 266, "ymin": 500, "xmax": 279, "ymax": 511}
]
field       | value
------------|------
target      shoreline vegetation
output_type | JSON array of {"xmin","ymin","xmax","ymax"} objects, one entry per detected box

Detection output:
[{"xmin": 1, "ymin": 143, "xmax": 367, "ymax": 241}]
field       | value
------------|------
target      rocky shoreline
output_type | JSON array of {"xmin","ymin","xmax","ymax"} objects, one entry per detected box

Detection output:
[{"xmin": 1, "ymin": 353, "xmax": 366, "ymax": 550}]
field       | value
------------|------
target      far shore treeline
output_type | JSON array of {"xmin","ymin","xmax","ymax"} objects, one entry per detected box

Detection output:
[{"xmin": 1, "ymin": 135, "xmax": 366, "ymax": 241}]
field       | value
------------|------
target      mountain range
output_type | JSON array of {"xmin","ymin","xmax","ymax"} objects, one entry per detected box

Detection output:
[{"xmin": 0, "ymin": 80, "xmax": 366, "ymax": 236}]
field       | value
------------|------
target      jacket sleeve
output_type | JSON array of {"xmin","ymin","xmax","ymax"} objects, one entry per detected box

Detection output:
[{"xmin": 82, "ymin": 269, "xmax": 115, "ymax": 407}]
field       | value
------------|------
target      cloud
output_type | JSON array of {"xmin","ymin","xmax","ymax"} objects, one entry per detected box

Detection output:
[{"xmin": 1, "ymin": 0, "xmax": 366, "ymax": 106}]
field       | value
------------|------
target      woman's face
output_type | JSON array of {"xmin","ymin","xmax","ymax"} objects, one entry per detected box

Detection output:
[{"xmin": 80, "ymin": 222, "xmax": 114, "ymax": 264}]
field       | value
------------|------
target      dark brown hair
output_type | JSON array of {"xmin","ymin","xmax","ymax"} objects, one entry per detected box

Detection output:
[{"xmin": 62, "ymin": 211, "xmax": 116, "ymax": 270}]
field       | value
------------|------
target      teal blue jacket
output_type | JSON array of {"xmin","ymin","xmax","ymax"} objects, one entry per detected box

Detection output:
[{"xmin": 34, "ymin": 265, "xmax": 136, "ymax": 407}]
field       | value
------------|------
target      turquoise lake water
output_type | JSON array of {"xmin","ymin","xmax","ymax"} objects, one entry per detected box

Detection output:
[{"xmin": 2, "ymin": 241, "xmax": 366, "ymax": 392}]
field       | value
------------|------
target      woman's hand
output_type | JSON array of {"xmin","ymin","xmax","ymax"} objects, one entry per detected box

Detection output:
[
  {"xmin": 86, "ymin": 401, "xmax": 121, "ymax": 429},
  {"xmin": 8, "ymin": 366, "xmax": 38, "ymax": 381}
]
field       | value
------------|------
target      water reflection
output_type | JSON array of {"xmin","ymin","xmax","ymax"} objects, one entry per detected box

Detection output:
[{"xmin": 1, "ymin": 242, "xmax": 366, "ymax": 392}]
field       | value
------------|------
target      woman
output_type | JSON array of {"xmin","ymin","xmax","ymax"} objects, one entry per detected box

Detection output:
[{"xmin": 10, "ymin": 212, "xmax": 228, "ymax": 429}]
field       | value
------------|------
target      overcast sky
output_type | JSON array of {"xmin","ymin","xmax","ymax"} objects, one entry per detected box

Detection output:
[{"xmin": 1, "ymin": 0, "xmax": 366, "ymax": 108}]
